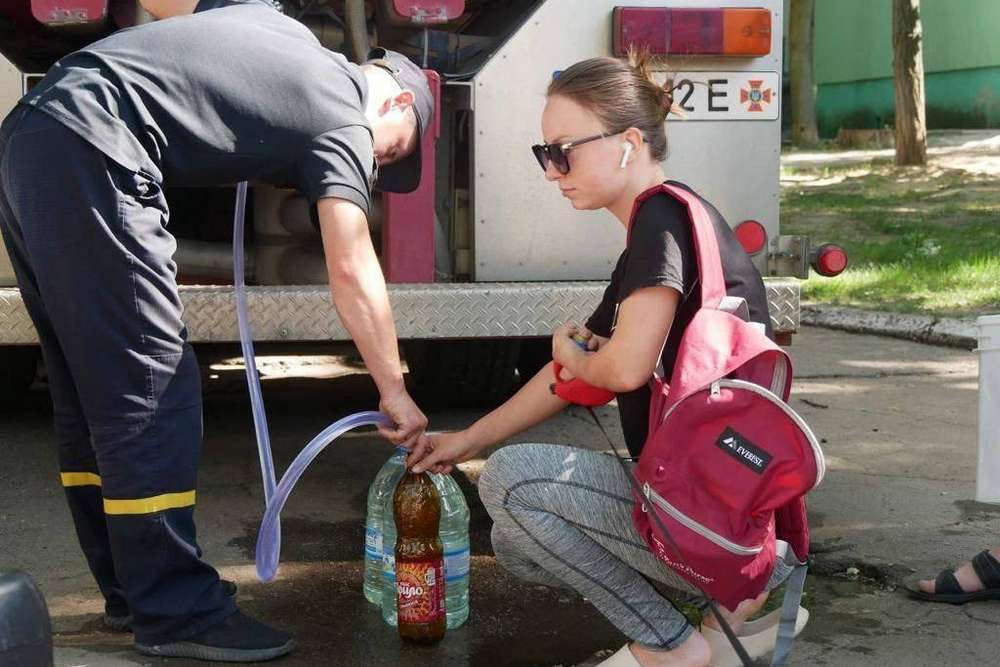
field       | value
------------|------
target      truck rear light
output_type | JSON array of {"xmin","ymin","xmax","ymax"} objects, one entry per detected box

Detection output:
[
  {"xmin": 734, "ymin": 220, "xmax": 767, "ymax": 256},
  {"xmin": 722, "ymin": 8, "xmax": 772, "ymax": 55},
  {"xmin": 670, "ymin": 8, "xmax": 723, "ymax": 54},
  {"xmin": 810, "ymin": 244, "xmax": 848, "ymax": 277},
  {"xmin": 31, "ymin": 0, "xmax": 106, "ymax": 26},
  {"xmin": 613, "ymin": 7, "xmax": 771, "ymax": 57},
  {"xmin": 613, "ymin": 7, "xmax": 670, "ymax": 55},
  {"xmin": 390, "ymin": 0, "xmax": 465, "ymax": 25}
]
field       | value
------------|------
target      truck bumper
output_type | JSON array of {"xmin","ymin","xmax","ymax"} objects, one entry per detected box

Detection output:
[{"xmin": 0, "ymin": 279, "xmax": 799, "ymax": 345}]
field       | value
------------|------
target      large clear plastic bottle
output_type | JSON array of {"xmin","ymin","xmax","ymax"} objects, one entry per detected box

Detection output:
[
  {"xmin": 438, "ymin": 472, "xmax": 471, "ymax": 628},
  {"xmin": 363, "ymin": 447, "xmax": 408, "ymax": 605},
  {"xmin": 381, "ymin": 471, "xmax": 470, "ymax": 629}
]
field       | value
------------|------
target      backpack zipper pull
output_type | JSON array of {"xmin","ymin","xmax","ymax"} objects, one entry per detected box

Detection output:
[
  {"xmin": 710, "ymin": 381, "xmax": 721, "ymax": 398},
  {"xmin": 641, "ymin": 482, "xmax": 651, "ymax": 513}
]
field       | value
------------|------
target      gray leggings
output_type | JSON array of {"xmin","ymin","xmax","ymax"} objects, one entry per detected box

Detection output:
[{"xmin": 478, "ymin": 443, "xmax": 791, "ymax": 650}]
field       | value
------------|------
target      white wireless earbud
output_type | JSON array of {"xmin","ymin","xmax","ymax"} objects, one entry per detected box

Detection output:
[{"xmin": 619, "ymin": 143, "xmax": 633, "ymax": 169}]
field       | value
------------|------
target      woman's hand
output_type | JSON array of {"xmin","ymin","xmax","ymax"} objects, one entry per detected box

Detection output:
[
  {"xmin": 579, "ymin": 327, "xmax": 609, "ymax": 352},
  {"xmin": 407, "ymin": 430, "xmax": 481, "ymax": 475},
  {"xmin": 552, "ymin": 322, "xmax": 587, "ymax": 370},
  {"xmin": 553, "ymin": 288, "xmax": 680, "ymax": 393}
]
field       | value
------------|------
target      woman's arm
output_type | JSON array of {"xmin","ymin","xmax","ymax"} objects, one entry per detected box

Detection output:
[
  {"xmin": 466, "ymin": 361, "xmax": 568, "ymax": 447},
  {"xmin": 407, "ymin": 287, "xmax": 676, "ymax": 472},
  {"xmin": 555, "ymin": 285, "xmax": 679, "ymax": 393},
  {"xmin": 407, "ymin": 361, "xmax": 569, "ymax": 472}
]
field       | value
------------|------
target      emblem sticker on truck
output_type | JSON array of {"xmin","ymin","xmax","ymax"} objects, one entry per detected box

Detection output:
[{"xmin": 662, "ymin": 72, "xmax": 779, "ymax": 121}]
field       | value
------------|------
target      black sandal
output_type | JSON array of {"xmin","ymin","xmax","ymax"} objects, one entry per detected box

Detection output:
[{"xmin": 909, "ymin": 550, "xmax": 1000, "ymax": 604}]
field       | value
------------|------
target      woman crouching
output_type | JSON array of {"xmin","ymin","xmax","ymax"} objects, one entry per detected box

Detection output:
[{"xmin": 407, "ymin": 52, "xmax": 791, "ymax": 667}]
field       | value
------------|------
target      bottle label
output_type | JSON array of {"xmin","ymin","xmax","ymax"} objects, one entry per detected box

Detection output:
[
  {"xmin": 382, "ymin": 552, "xmax": 395, "ymax": 580},
  {"xmin": 365, "ymin": 527, "xmax": 382, "ymax": 559},
  {"xmin": 396, "ymin": 559, "xmax": 445, "ymax": 624},
  {"xmin": 444, "ymin": 547, "xmax": 470, "ymax": 581}
]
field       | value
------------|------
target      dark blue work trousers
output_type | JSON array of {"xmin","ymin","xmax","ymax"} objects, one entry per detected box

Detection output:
[{"xmin": 0, "ymin": 105, "xmax": 235, "ymax": 644}]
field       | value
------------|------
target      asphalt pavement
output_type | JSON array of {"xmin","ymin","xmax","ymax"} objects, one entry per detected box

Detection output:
[{"xmin": 0, "ymin": 326, "xmax": 995, "ymax": 666}]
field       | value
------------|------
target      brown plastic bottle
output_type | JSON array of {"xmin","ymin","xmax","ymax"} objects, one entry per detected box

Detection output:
[{"xmin": 393, "ymin": 471, "xmax": 446, "ymax": 643}]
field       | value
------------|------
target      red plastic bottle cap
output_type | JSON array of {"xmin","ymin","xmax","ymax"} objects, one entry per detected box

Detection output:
[
  {"xmin": 734, "ymin": 220, "xmax": 767, "ymax": 255},
  {"xmin": 816, "ymin": 245, "xmax": 848, "ymax": 276}
]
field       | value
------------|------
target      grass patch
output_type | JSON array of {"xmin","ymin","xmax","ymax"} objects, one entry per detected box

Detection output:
[{"xmin": 780, "ymin": 164, "xmax": 1000, "ymax": 317}]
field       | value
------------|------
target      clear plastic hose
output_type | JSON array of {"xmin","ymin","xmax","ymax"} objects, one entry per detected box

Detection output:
[
  {"xmin": 255, "ymin": 410, "xmax": 390, "ymax": 581},
  {"xmin": 232, "ymin": 182, "xmax": 276, "ymax": 502},
  {"xmin": 232, "ymin": 181, "xmax": 392, "ymax": 582}
]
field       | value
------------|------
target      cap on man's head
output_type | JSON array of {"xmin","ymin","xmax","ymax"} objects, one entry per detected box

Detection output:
[{"xmin": 364, "ymin": 47, "xmax": 435, "ymax": 194}]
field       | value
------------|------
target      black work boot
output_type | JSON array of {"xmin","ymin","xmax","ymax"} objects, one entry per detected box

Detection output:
[
  {"xmin": 105, "ymin": 579, "xmax": 238, "ymax": 633},
  {"xmin": 135, "ymin": 609, "xmax": 294, "ymax": 662}
]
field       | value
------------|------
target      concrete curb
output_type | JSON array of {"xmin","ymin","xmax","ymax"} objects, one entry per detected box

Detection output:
[{"xmin": 800, "ymin": 304, "xmax": 979, "ymax": 349}]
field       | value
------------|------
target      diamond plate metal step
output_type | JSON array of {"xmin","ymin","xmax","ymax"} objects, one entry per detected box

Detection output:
[{"xmin": 0, "ymin": 279, "xmax": 798, "ymax": 345}]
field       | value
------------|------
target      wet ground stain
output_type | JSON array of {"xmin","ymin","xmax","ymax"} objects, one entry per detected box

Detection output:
[
  {"xmin": 207, "ymin": 495, "xmax": 622, "ymax": 666},
  {"xmin": 794, "ymin": 575, "xmax": 887, "ymax": 656},
  {"xmin": 227, "ymin": 471, "xmax": 496, "ymax": 565},
  {"xmin": 54, "ymin": 558, "xmax": 624, "ymax": 667},
  {"xmin": 49, "ymin": 529, "xmax": 933, "ymax": 666},
  {"xmin": 954, "ymin": 499, "xmax": 1000, "ymax": 523}
]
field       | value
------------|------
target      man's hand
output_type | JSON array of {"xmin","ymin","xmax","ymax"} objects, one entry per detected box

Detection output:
[{"xmin": 377, "ymin": 388, "xmax": 428, "ymax": 451}]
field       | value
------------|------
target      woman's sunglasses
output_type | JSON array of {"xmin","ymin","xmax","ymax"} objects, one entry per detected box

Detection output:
[{"xmin": 531, "ymin": 132, "xmax": 620, "ymax": 175}]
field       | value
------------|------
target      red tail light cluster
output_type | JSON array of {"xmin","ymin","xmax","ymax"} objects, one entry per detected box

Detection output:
[
  {"xmin": 613, "ymin": 7, "xmax": 772, "ymax": 57},
  {"xmin": 810, "ymin": 244, "xmax": 848, "ymax": 277},
  {"xmin": 390, "ymin": 0, "xmax": 465, "ymax": 25},
  {"xmin": 734, "ymin": 220, "xmax": 767, "ymax": 256},
  {"xmin": 31, "ymin": 0, "xmax": 106, "ymax": 25}
]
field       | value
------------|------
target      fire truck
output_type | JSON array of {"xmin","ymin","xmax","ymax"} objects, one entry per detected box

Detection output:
[{"xmin": 0, "ymin": 0, "xmax": 846, "ymax": 406}]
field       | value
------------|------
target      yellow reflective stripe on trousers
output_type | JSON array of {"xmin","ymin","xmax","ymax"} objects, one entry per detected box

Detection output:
[
  {"xmin": 103, "ymin": 491, "xmax": 197, "ymax": 515},
  {"xmin": 60, "ymin": 472, "xmax": 102, "ymax": 487}
]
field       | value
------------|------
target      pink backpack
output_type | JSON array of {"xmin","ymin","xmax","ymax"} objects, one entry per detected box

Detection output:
[{"xmin": 627, "ymin": 183, "xmax": 824, "ymax": 612}]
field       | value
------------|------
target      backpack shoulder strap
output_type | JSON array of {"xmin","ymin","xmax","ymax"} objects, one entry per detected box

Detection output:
[
  {"xmin": 770, "ymin": 542, "xmax": 809, "ymax": 667},
  {"xmin": 628, "ymin": 183, "xmax": 727, "ymax": 309},
  {"xmin": 660, "ymin": 183, "xmax": 727, "ymax": 309}
]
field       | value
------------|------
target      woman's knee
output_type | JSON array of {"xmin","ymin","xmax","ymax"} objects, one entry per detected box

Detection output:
[
  {"xmin": 490, "ymin": 522, "xmax": 569, "ymax": 590},
  {"xmin": 478, "ymin": 443, "xmax": 539, "ymax": 516},
  {"xmin": 489, "ymin": 522, "xmax": 521, "ymax": 571}
]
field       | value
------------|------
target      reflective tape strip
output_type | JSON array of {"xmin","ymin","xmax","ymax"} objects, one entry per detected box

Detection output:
[
  {"xmin": 60, "ymin": 472, "xmax": 102, "ymax": 488},
  {"xmin": 103, "ymin": 491, "xmax": 196, "ymax": 515}
]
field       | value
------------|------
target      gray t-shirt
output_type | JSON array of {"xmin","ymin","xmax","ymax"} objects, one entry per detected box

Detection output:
[{"xmin": 21, "ymin": 0, "xmax": 375, "ymax": 214}]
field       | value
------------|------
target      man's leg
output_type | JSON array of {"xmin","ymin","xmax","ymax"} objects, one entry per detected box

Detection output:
[
  {"xmin": 0, "ymin": 109, "xmax": 127, "ymax": 623},
  {"xmin": 0, "ymin": 110, "xmax": 237, "ymax": 646}
]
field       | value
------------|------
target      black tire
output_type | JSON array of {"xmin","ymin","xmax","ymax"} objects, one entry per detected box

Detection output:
[
  {"xmin": 403, "ymin": 339, "xmax": 521, "ymax": 408},
  {"xmin": 0, "ymin": 346, "xmax": 39, "ymax": 408}
]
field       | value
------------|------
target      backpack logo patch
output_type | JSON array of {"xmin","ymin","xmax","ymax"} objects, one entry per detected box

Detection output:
[{"xmin": 716, "ymin": 427, "xmax": 772, "ymax": 474}]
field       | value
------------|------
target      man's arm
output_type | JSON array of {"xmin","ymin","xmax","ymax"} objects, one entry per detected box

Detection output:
[
  {"xmin": 139, "ymin": 0, "xmax": 198, "ymax": 19},
  {"xmin": 317, "ymin": 197, "xmax": 427, "ymax": 446}
]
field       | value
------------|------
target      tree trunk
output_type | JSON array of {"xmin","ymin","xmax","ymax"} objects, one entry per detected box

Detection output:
[
  {"xmin": 892, "ymin": 0, "xmax": 927, "ymax": 165},
  {"xmin": 789, "ymin": 0, "xmax": 819, "ymax": 145}
]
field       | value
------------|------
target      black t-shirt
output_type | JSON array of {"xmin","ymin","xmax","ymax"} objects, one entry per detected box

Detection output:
[
  {"xmin": 585, "ymin": 182, "xmax": 773, "ymax": 456},
  {"xmin": 20, "ymin": 0, "xmax": 375, "ymax": 215}
]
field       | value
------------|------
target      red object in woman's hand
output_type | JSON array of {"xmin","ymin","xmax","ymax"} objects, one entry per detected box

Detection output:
[{"xmin": 550, "ymin": 363, "xmax": 616, "ymax": 406}]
